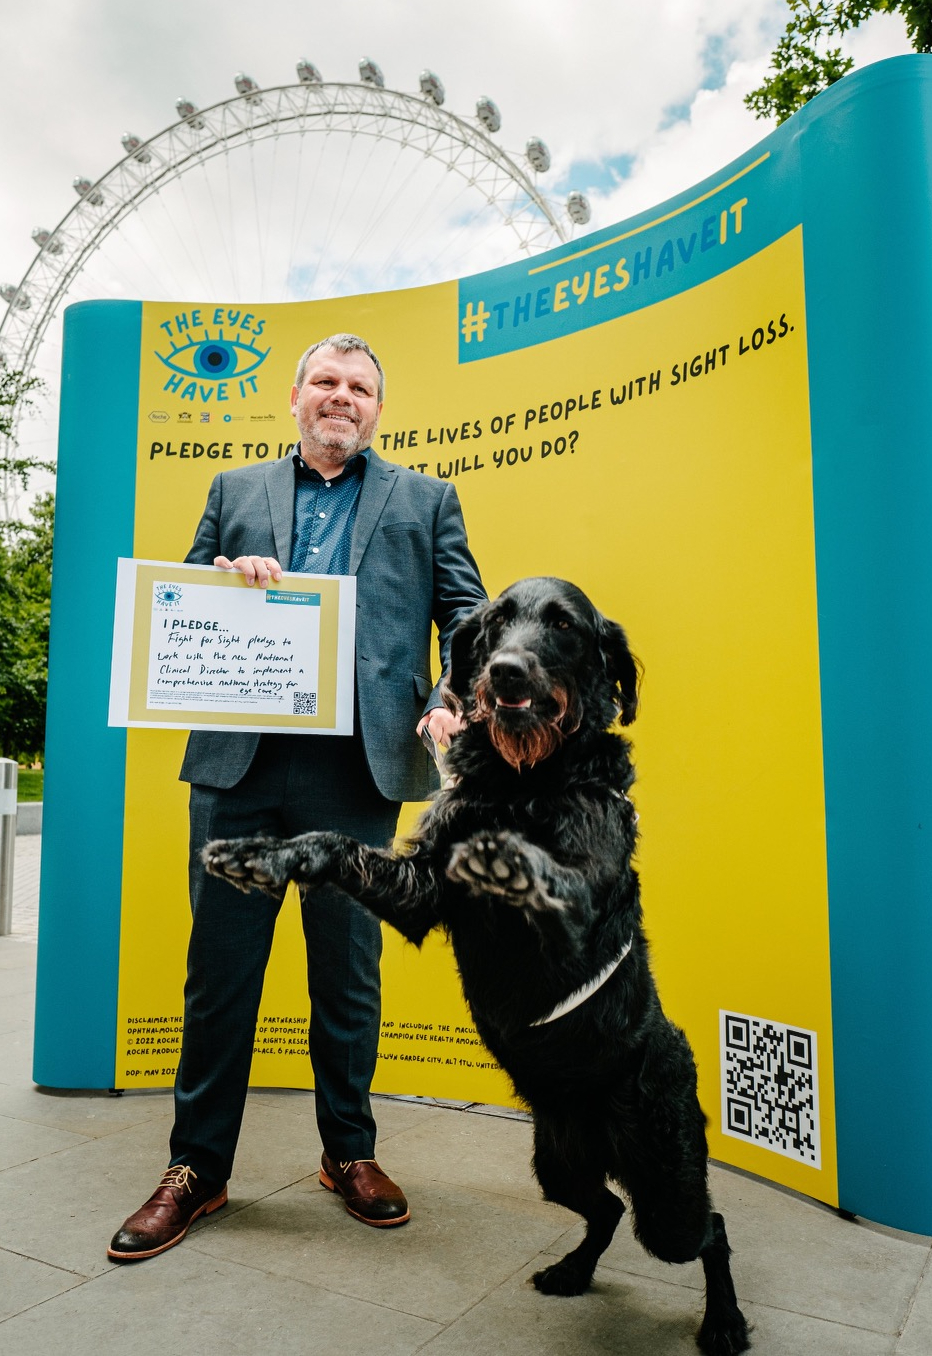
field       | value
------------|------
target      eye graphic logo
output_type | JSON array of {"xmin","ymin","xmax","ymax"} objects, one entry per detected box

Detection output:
[
  {"xmin": 155, "ymin": 584, "xmax": 184, "ymax": 610},
  {"xmin": 155, "ymin": 309, "xmax": 272, "ymax": 405}
]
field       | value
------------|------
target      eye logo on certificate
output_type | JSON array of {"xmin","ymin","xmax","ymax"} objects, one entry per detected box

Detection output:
[
  {"xmin": 154, "ymin": 583, "xmax": 184, "ymax": 609},
  {"xmin": 109, "ymin": 560, "xmax": 356, "ymax": 734}
]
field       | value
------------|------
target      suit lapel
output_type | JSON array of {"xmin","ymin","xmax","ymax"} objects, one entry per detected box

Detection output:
[
  {"xmin": 265, "ymin": 454, "xmax": 297, "ymax": 566},
  {"xmin": 350, "ymin": 451, "xmax": 397, "ymax": 573}
]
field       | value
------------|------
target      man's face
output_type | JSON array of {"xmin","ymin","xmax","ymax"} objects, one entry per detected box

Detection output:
[{"xmin": 290, "ymin": 346, "xmax": 383, "ymax": 472}]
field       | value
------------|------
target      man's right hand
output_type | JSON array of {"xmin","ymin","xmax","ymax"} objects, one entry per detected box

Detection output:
[{"xmin": 214, "ymin": 555, "xmax": 284, "ymax": 587}]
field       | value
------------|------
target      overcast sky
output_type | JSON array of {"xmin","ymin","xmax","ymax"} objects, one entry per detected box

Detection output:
[
  {"xmin": 0, "ymin": 0, "xmax": 914, "ymax": 277},
  {"xmin": 0, "ymin": 0, "xmax": 914, "ymax": 475}
]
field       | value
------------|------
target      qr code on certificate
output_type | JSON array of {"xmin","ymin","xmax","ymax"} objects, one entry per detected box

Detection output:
[
  {"xmin": 720, "ymin": 1011, "xmax": 820, "ymax": 1168},
  {"xmin": 293, "ymin": 691, "xmax": 318, "ymax": 716}
]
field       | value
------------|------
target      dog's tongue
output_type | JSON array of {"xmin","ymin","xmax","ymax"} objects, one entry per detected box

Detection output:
[{"xmin": 495, "ymin": 697, "xmax": 532, "ymax": 709}]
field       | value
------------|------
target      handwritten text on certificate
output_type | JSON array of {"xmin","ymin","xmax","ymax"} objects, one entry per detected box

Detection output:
[{"xmin": 149, "ymin": 581, "xmax": 322, "ymax": 713}]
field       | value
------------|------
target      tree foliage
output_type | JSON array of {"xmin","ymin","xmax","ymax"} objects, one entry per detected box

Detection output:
[
  {"xmin": 746, "ymin": 1, "xmax": 932, "ymax": 123},
  {"xmin": 0, "ymin": 358, "xmax": 44, "ymax": 493},
  {"xmin": 0, "ymin": 492, "xmax": 54, "ymax": 760},
  {"xmin": 0, "ymin": 356, "xmax": 53, "ymax": 761}
]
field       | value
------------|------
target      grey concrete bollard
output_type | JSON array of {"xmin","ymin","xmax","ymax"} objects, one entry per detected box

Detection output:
[{"xmin": 0, "ymin": 758, "xmax": 17, "ymax": 935}]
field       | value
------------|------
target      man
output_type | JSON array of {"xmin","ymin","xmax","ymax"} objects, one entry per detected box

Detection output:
[{"xmin": 109, "ymin": 333, "xmax": 486, "ymax": 1260}]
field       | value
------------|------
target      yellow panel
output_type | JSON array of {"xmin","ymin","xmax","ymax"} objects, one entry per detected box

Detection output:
[{"xmin": 117, "ymin": 235, "xmax": 835, "ymax": 1203}]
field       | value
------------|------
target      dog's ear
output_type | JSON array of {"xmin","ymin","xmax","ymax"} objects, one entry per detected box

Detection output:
[
  {"xmin": 599, "ymin": 618, "xmax": 641, "ymax": 725},
  {"xmin": 441, "ymin": 604, "xmax": 485, "ymax": 712}
]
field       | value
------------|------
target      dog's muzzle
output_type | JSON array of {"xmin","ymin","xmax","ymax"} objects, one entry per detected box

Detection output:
[{"xmin": 471, "ymin": 649, "xmax": 579, "ymax": 768}]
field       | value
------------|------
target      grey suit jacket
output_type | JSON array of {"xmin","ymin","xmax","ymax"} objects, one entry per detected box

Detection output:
[{"xmin": 178, "ymin": 449, "xmax": 486, "ymax": 803}]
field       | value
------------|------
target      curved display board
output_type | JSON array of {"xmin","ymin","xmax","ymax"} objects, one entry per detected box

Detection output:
[{"xmin": 36, "ymin": 57, "xmax": 932, "ymax": 1234}]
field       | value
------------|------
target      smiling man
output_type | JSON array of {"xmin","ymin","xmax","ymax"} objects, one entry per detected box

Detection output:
[{"xmin": 108, "ymin": 333, "xmax": 486, "ymax": 1261}]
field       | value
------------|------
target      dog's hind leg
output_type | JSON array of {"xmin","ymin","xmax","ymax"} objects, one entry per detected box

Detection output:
[
  {"xmin": 530, "ymin": 1119, "xmax": 625, "ymax": 1296},
  {"xmin": 696, "ymin": 1213, "xmax": 751, "ymax": 1356}
]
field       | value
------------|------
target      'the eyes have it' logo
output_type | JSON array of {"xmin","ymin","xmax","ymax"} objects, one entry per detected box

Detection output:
[
  {"xmin": 155, "ymin": 307, "xmax": 272, "ymax": 405},
  {"xmin": 155, "ymin": 583, "xmax": 184, "ymax": 609}
]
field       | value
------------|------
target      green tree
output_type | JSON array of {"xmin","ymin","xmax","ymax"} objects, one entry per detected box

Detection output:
[
  {"xmin": 0, "ymin": 492, "xmax": 54, "ymax": 759},
  {"xmin": 747, "ymin": 1, "xmax": 932, "ymax": 123},
  {"xmin": 0, "ymin": 357, "xmax": 43, "ymax": 497},
  {"xmin": 0, "ymin": 356, "xmax": 52, "ymax": 761}
]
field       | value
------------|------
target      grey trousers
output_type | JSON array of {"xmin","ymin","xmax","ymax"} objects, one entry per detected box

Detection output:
[{"xmin": 169, "ymin": 732, "xmax": 400, "ymax": 1187}]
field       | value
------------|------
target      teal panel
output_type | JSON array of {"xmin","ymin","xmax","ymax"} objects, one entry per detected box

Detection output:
[
  {"xmin": 34, "ymin": 301, "xmax": 141, "ymax": 1086},
  {"xmin": 801, "ymin": 58, "xmax": 932, "ymax": 1232}
]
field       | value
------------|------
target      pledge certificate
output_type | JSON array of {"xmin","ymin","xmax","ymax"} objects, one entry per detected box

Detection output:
[{"xmin": 108, "ymin": 559, "xmax": 356, "ymax": 733}]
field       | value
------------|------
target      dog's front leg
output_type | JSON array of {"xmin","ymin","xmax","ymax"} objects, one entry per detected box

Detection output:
[
  {"xmin": 447, "ymin": 830, "xmax": 594, "ymax": 932},
  {"xmin": 203, "ymin": 832, "xmax": 440, "ymax": 944}
]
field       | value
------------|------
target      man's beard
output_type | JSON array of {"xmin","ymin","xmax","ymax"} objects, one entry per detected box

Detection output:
[{"xmin": 300, "ymin": 407, "xmax": 375, "ymax": 464}]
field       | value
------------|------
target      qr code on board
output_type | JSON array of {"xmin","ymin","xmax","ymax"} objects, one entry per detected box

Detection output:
[
  {"xmin": 293, "ymin": 691, "xmax": 318, "ymax": 716},
  {"xmin": 720, "ymin": 1011, "xmax": 820, "ymax": 1167}
]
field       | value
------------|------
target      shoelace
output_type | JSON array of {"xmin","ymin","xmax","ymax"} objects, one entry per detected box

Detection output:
[{"xmin": 159, "ymin": 1165, "xmax": 198, "ymax": 1194}]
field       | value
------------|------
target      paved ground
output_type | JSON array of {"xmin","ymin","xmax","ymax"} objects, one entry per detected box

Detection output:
[
  {"xmin": 7, "ymin": 832, "xmax": 39, "ymax": 942},
  {"xmin": 2, "ymin": 840, "xmax": 932, "ymax": 1353}
]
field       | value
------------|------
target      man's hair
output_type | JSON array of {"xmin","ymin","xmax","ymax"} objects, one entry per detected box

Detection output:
[{"xmin": 294, "ymin": 333, "xmax": 385, "ymax": 403}]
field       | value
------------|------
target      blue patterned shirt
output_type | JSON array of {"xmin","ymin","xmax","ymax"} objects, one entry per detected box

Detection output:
[{"xmin": 288, "ymin": 446, "xmax": 369, "ymax": 575}]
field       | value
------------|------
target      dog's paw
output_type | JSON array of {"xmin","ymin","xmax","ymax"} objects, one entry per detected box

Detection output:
[
  {"xmin": 446, "ymin": 832, "xmax": 560, "ymax": 910},
  {"xmin": 202, "ymin": 836, "xmax": 299, "ymax": 900},
  {"xmin": 531, "ymin": 1256, "xmax": 593, "ymax": 1296}
]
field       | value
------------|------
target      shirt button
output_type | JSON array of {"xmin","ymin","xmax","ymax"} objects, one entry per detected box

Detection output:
[
  {"xmin": 324, "ymin": 481, "xmax": 332, "ymax": 488},
  {"xmin": 311, "ymin": 547, "xmax": 320, "ymax": 554},
  {"xmin": 319, "ymin": 512, "xmax": 326, "ymax": 519}
]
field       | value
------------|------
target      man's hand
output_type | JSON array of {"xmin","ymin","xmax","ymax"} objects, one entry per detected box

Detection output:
[
  {"xmin": 214, "ymin": 555, "xmax": 283, "ymax": 587},
  {"xmin": 417, "ymin": 708, "xmax": 464, "ymax": 748}
]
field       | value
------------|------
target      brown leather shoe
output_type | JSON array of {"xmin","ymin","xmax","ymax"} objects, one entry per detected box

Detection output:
[
  {"xmin": 319, "ymin": 1153, "xmax": 410, "ymax": 1226},
  {"xmin": 107, "ymin": 1166, "xmax": 228, "ymax": 1261}
]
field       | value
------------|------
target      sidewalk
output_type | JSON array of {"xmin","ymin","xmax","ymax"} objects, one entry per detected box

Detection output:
[{"xmin": 2, "ymin": 839, "xmax": 931, "ymax": 1353}]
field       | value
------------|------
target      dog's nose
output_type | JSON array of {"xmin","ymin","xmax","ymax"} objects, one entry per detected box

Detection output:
[{"xmin": 489, "ymin": 653, "xmax": 528, "ymax": 687}]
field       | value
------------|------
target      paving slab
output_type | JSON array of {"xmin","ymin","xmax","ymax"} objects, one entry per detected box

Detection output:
[
  {"xmin": 0, "ymin": 1085, "xmax": 174, "ymax": 1140},
  {"xmin": 896, "ymin": 1253, "xmax": 932, "ymax": 1354},
  {"xmin": 0, "ymin": 1245, "xmax": 442, "ymax": 1356},
  {"xmin": 383, "ymin": 1099, "xmax": 540, "ymax": 1204},
  {"xmin": 0, "ymin": 1247, "xmax": 88, "ymax": 1324},
  {"xmin": 194, "ymin": 1175, "xmax": 573, "ymax": 1323}
]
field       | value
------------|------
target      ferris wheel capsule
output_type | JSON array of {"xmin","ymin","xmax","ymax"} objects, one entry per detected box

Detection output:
[
  {"xmin": 526, "ymin": 137, "xmax": 551, "ymax": 173},
  {"xmin": 234, "ymin": 72, "xmax": 261, "ymax": 103},
  {"xmin": 476, "ymin": 97, "xmax": 501, "ymax": 134},
  {"xmin": 359, "ymin": 58, "xmax": 385, "ymax": 88},
  {"xmin": 175, "ymin": 98, "xmax": 205, "ymax": 129},
  {"xmin": 73, "ymin": 177, "xmax": 104, "ymax": 206},
  {"xmin": 31, "ymin": 229, "xmax": 63, "ymax": 255},
  {"xmin": 296, "ymin": 59, "xmax": 322, "ymax": 84},
  {"xmin": 121, "ymin": 133, "xmax": 151, "ymax": 164},
  {"xmin": 1, "ymin": 284, "xmax": 31, "ymax": 309},
  {"xmin": 566, "ymin": 191, "xmax": 591, "ymax": 225},
  {"xmin": 419, "ymin": 70, "xmax": 445, "ymax": 106}
]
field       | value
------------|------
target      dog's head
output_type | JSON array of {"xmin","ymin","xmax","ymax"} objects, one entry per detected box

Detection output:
[{"xmin": 443, "ymin": 577, "xmax": 640, "ymax": 769}]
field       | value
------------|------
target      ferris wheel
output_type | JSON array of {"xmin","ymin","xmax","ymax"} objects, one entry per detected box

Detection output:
[{"xmin": 0, "ymin": 57, "xmax": 592, "ymax": 515}]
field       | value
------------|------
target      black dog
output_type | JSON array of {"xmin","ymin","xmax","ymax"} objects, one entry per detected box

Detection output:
[{"xmin": 204, "ymin": 578, "xmax": 750, "ymax": 1355}]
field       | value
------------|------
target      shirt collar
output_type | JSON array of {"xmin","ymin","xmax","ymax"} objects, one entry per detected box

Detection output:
[{"xmin": 292, "ymin": 445, "xmax": 370, "ymax": 483}]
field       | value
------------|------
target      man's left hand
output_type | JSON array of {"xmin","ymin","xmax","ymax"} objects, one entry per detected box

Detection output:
[{"xmin": 417, "ymin": 708, "xmax": 464, "ymax": 748}]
